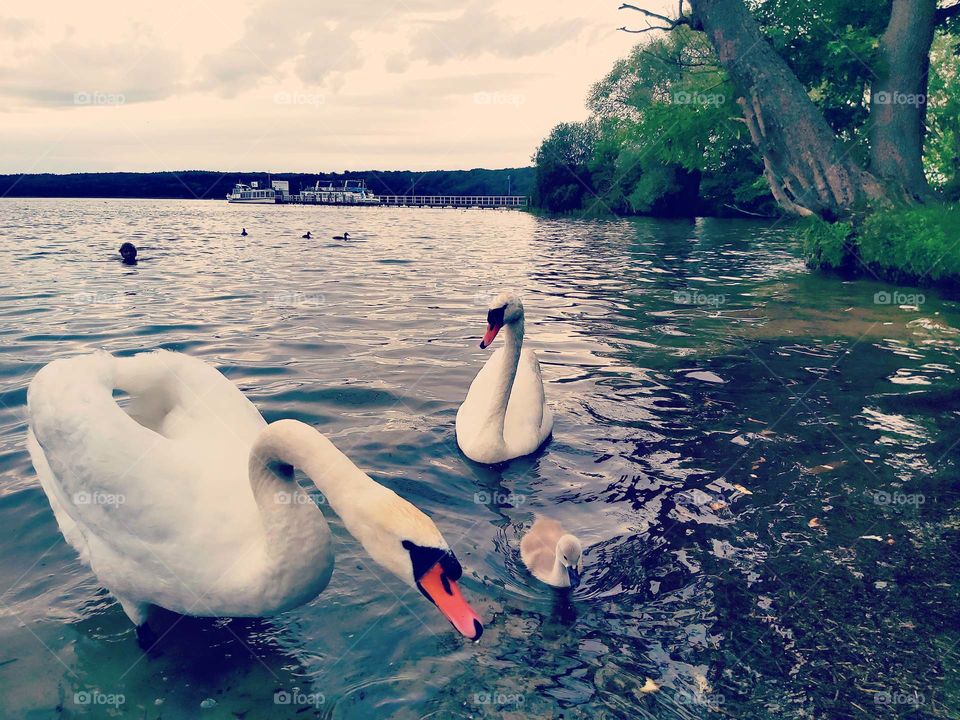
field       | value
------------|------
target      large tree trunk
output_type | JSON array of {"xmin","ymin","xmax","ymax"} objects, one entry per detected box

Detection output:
[
  {"xmin": 868, "ymin": 0, "xmax": 937, "ymax": 201},
  {"xmin": 688, "ymin": 0, "xmax": 887, "ymax": 219}
]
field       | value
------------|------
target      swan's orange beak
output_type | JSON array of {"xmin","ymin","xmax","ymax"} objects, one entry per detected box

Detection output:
[
  {"xmin": 417, "ymin": 562, "xmax": 483, "ymax": 640},
  {"xmin": 480, "ymin": 324, "xmax": 502, "ymax": 349}
]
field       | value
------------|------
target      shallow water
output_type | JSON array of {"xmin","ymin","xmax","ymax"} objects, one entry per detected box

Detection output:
[{"xmin": 0, "ymin": 199, "xmax": 958, "ymax": 719}]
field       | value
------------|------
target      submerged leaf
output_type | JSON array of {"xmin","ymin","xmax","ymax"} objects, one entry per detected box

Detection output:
[{"xmin": 640, "ymin": 678, "xmax": 660, "ymax": 694}]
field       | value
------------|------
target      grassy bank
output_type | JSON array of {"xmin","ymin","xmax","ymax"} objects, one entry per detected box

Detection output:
[{"xmin": 802, "ymin": 203, "xmax": 960, "ymax": 285}]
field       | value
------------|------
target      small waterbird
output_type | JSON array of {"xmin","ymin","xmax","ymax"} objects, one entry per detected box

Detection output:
[
  {"xmin": 333, "ymin": 232, "xmax": 350, "ymax": 240},
  {"xmin": 241, "ymin": 228, "xmax": 248, "ymax": 236},
  {"xmin": 302, "ymin": 231, "xmax": 312, "ymax": 239},
  {"xmin": 520, "ymin": 516, "xmax": 583, "ymax": 589},
  {"xmin": 119, "ymin": 242, "xmax": 138, "ymax": 265}
]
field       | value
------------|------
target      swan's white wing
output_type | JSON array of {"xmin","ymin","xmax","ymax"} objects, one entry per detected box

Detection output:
[
  {"xmin": 456, "ymin": 347, "xmax": 507, "ymax": 439},
  {"xmin": 28, "ymin": 353, "xmax": 190, "ymax": 544},
  {"xmin": 27, "ymin": 351, "xmax": 268, "ymax": 605}
]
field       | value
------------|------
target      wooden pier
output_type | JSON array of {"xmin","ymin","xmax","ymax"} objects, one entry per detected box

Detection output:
[
  {"xmin": 280, "ymin": 194, "xmax": 528, "ymax": 208},
  {"xmin": 377, "ymin": 195, "xmax": 528, "ymax": 208}
]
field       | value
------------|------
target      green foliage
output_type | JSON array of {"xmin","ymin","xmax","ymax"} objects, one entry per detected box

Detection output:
[
  {"xmin": 533, "ymin": 0, "xmax": 960, "ymax": 284},
  {"xmin": 857, "ymin": 204, "xmax": 960, "ymax": 281},
  {"xmin": 801, "ymin": 204, "xmax": 960, "ymax": 282},
  {"xmin": 535, "ymin": 27, "xmax": 774, "ymax": 217},
  {"xmin": 750, "ymin": 0, "xmax": 887, "ymax": 151},
  {"xmin": 799, "ymin": 216, "xmax": 855, "ymax": 271},
  {"xmin": 531, "ymin": 121, "xmax": 598, "ymax": 213},
  {"xmin": 926, "ymin": 33, "xmax": 960, "ymax": 198}
]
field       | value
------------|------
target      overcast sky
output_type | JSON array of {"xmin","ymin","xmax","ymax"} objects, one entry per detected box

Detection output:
[{"xmin": 0, "ymin": 1, "xmax": 666, "ymax": 174}]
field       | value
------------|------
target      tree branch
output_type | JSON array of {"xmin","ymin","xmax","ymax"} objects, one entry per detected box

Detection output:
[{"xmin": 618, "ymin": 2, "xmax": 700, "ymax": 33}]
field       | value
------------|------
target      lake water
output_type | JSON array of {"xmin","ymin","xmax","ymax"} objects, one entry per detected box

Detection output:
[{"xmin": 0, "ymin": 199, "xmax": 958, "ymax": 719}]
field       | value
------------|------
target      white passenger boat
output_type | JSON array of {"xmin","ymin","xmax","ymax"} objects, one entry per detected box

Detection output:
[
  {"xmin": 300, "ymin": 180, "xmax": 379, "ymax": 205},
  {"xmin": 226, "ymin": 181, "xmax": 277, "ymax": 204}
]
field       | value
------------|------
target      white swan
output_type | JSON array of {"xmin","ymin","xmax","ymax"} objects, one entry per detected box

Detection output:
[
  {"xmin": 456, "ymin": 292, "xmax": 554, "ymax": 464},
  {"xmin": 520, "ymin": 516, "xmax": 583, "ymax": 589},
  {"xmin": 26, "ymin": 351, "xmax": 483, "ymax": 642}
]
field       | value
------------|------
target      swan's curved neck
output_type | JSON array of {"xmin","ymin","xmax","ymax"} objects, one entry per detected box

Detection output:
[
  {"xmin": 486, "ymin": 315, "xmax": 524, "ymax": 437},
  {"xmin": 248, "ymin": 420, "xmax": 391, "ymax": 563}
]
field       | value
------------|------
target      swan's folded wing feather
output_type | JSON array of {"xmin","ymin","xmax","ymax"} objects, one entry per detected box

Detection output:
[
  {"xmin": 457, "ymin": 347, "xmax": 507, "ymax": 434},
  {"xmin": 504, "ymin": 349, "xmax": 549, "ymax": 442},
  {"xmin": 27, "ymin": 354, "xmax": 197, "ymax": 549}
]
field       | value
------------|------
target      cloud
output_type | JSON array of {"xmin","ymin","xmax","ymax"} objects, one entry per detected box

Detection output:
[
  {"xmin": 0, "ymin": 17, "xmax": 37, "ymax": 40},
  {"xmin": 0, "ymin": 37, "xmax": 182, "ymax": 107},
  {"xmin": 407, "ymin": 5, "xmax": 585, "ymax": 64},
  {"xmin": 196, "ymin": 1, "xmax": 364, "ymax": 96}
]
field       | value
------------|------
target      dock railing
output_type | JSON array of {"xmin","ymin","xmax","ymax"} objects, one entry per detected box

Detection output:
[
  {"xmin": 281, "ymin": 194, "xmax": 528, "ymax": 208},
  {"xmin": 377, "ymin": 195, "xmax": 528, "ymax": 208}
]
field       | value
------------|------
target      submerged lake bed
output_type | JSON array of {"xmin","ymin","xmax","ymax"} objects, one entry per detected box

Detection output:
[{"xmin": 0, "ymin": 198, "xmax": 958, "ymax": 719}]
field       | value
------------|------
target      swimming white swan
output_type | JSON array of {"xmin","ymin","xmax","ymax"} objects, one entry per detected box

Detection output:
[
  {"xmin": 26, "ymin": 351, "xmax": 482, "ymax": 642},
  {"xmin": 520, "ymin": 516, "xmax": 583, "ymax": 588},
  {"xmin": 456, "ymin": 292, "xmax": 553, "ymax": 464}
]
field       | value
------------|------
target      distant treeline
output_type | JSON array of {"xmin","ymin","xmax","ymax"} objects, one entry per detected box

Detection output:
[{"xmin": 0, "ymin": 168, "xmax": 534, "ymax": 199}]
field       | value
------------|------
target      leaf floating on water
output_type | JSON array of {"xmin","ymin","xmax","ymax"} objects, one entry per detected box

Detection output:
[
  {"xmin": 803, "ymin": 460, "xmax": 847, "ymax": 475},
  {"xmin": 808, "ymin": 517, "xmax": 821, "ymax": 528},
  {"xmin": 732, "ymin": 484, "xmax": 753, "ymax": 495},
  {"xmin": 685, "ymin": 370, "xmax": 726, "ymax": 384},
  {"xmin": 709, "ymin": 501, "xmax": 727, "ymax": 511},
  {"xmin": 859, "ymin": 535, "xmax": 884, "ymax": 542},
  {"xmin": 640, "ymin": 678, "xmax": 660, "ymax": 694},
  {"xmin": 693, "ymin": 672, "xmax": 711, "ymax": 694}
]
